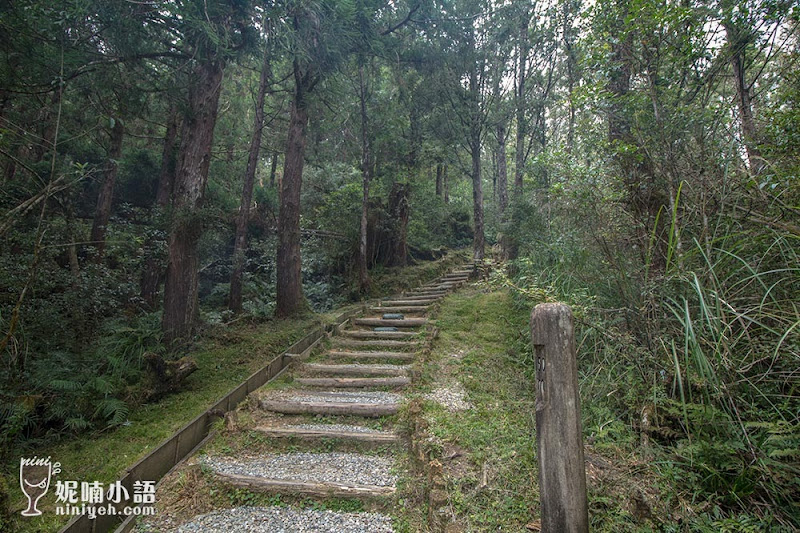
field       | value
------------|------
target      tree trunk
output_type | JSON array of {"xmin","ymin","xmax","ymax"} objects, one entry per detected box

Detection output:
[
  {"xmin": 32, "ymin": 91, "xmax": 61, "ymax": 163},
  {"xmin": 162, "ymin": 60, "xmax": 224, "ymax": 346},
  {"xmin": 89, "ymin": 118, "xmax": 124, "ymax": 260},
  {"xmin": 608, "ymin": 5, "xmax": 661, "ymax": 270},
  {"xmin": 435, "ymin": 164, "xmax": 443, "ymax": 197},
  {"xmin": 443, "ymin": 164, "xmax": 449, "ymax": 204},
  {"xmin": 725, "ymin": 22, "xmax": 763, "ymax": 174},
  {"xmin": 387, "ymin": 182, "xmax": 410, "ymax": 267},
  {"xmin": 155, "ymin": 107, "xmax": 180, "ymax": 207},
  {"xmin": 497, "ymin": 122, "xmax": 508, "ymax": 216},
  {"xmin": 471, "ymin": 140, "xmax": 485, "ymax": 260},
  {"xmin": 276, "ymin": 76, "xmax": 310, "ymax": 318},
  {"xmin": 563, "ymin": 0, "xmax": 577, "ymax": 154},
  {"xmin": 468, "ymin": 34, "xmax": 485, "ymax": 261},
  {"xmin": 357, "ymin": 62, "xmax": 371, "ymax": 294},
  {"xmin": 141, "ymin": 105, "xmax": 179, "ymax": 309},
  {"xmin": 269, "ymin": 152, "xmax": 279, "ymax": 187},
  {"xmin": 514, "ymin": 14, "xmax": 529, "ymax": 199},
  {"xmin": 492, "ymin": 150, "xmax": 497, "ymax": 203},
  {"xmin": 229, "ymin": 45, "xmax": 272, "ymax": 313},
  {"xmin": 608, "ymin": 19, "xmax": 631, "ymax": 146}
]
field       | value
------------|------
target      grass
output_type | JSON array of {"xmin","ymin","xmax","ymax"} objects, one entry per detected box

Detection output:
[
  {"xmin": 2, "ymin": 315, "xmax": 318, "ymax": 533},
  {"xmin": 396, "ymin": 287, "xmax": 539, "ymax": 532}
]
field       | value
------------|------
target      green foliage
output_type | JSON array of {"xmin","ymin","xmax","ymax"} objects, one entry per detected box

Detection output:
[{"xmin": 0, "ymin": 311, "xmax": 164, "ymax": 453}]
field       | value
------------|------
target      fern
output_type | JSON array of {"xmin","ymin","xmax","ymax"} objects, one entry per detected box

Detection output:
[
  {"xmin": 64, "ymin": 416, "xmax": 90, "ymax": 432},
  {"xmin": 94, "ymin": 397, "xmax": 129, "ymax": 428},
  {"xmin": 48, "ymin": 378, "xmax": 82, "ymax": 392}
]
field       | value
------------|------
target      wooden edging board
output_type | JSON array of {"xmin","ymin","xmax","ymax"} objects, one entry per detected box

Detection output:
[{"xmin": 57, "ymin": 307, "xmax": 361, "ymax": 533}]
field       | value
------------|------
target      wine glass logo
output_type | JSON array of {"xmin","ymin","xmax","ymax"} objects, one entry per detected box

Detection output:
[{"xmin": 19, "ymin": 457, "xmax": 55, "ymax": 517}]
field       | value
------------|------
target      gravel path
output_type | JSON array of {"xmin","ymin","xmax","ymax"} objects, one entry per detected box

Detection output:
[
  {"xmin": 425, "ymin": 384, "xmax": 473, "ymax": 411},
  {"xmin": 279, "ymin": 391, "xmax": 402, "ymax": 404},
  {"xmin": 203, "ymin": 452, "xmax": 397, "ymax": 487},
  {"xmin": 173, "ymin": 506, "xmax": 394, "ymax": 532},
  {"xmin": 292, "ymin": 423, "xmax": 390, "ymax": 434}
]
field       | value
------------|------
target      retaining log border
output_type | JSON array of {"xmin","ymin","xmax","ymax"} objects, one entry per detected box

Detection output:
[{"xmin": 58, "ymin": 307, "xmax": 361, "ymax": 533}]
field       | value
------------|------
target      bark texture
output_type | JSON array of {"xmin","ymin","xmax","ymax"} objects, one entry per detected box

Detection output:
[
  {"xmin": 496, "ymin": 122, "xmax": 508, "ymax": 216},
  {"xmin": 162, "ymin": 60, "xmax": 224, "ymax": 345},
  {"xmin": 89, "ymin": 118, "xmax": 125, "ymax": 259},
  {"xmin": 357, "ymin": 62, "xmax": 372, "ymax": 294},
  {"xmin": 276, "ymin": 78, "xmax": 309, "ymax": 318}
]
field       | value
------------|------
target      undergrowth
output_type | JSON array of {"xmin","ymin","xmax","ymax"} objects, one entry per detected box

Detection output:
[{"xmin": 493, "ymin": 238, "xmax": 800, "ymax": 530}]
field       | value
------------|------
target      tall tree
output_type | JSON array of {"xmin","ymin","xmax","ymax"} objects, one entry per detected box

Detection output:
[
  {"xmin": 276, "ymin": 55, "xmax": 314, "ymax": 317},
  {"xmin": 467, "ymin": 24, "xmax": 486, "ymax": 260},
  {"xmin": 229, "ymin": 31, "xmax": 274, "ymax": 313},
  {"xmin": 514, "ymin": 6, "xmax": 531, "ymax": 199},
  {"xmin": 141, "ymin": 104, "xmax": 180, "ymax": 309},
  {"xmin": 162, "ymin": 1, "xmax": 254, "ymax": 344},
  {"xmin": 89, "ymin": 115, "xmax": 124, "ymax": 259},
  {"xmin": 357, "ymin": 60, "xmax": 372, "ymax": 293},
  {"xmin": 162, "ymin": 60, "xmax": 226, "ymax": 344}
]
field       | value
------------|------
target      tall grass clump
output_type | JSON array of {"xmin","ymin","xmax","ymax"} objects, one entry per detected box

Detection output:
[{"xmin": 501, "ymin": 150, "xmax": 800, "ymax": 527}]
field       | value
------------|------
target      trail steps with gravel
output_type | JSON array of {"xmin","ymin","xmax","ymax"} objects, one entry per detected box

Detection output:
[{"xmin": 166, "ymin": 263, "xmax": 477, "ymax": 532}]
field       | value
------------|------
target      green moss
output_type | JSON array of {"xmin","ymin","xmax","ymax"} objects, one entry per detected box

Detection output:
[
  {"xmin": 397, "ymin": 288, "xmax": 538, "ymax": 532},
  {"xmin": 2, "ymin": 316, "xmax": 316, "ymax": 533}
]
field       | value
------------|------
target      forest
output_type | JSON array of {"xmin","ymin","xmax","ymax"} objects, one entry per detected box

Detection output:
[{"xmin": 1, "ymin": 0, "xmax": 798, "ymax": 530}]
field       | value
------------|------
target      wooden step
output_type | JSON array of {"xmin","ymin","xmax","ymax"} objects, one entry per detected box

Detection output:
[
  {"xmin": 294, "ymin": 376, "xmax": 411, "ymax": 388},
  {"xmin": 255, "ymin": 425, "xmax": 402, "ymax": 444},
  {"xmin": 301, "ymin": 363, "xmax": 410, "ymax": 376},
  {"xmin": 333, "ymin": 339, "xmax": 421, "ymax": 350},
  {"xmin": 404, "ymin": 291, "xmax": 447, "ymax": 297},
  {"xmin": 369, "ymin": 306, "xmax": 429, "ymax": 314},
  {"xmin": 214, "ymin": 472, "xmax": 395, "ymax": 498},
  {"xmin": 341, "ymin": 330, "xmax": 418, "ymax": 339},
  {"xmin": 260, "ymin": 399, "xmax": 399, "ymax": 417},
  {"xmin": 354, "ymin": 318, "xmax": 428, "ymax": 327},
  {"xmin": 382, "ymin": 298, "xmax": 439, "ymax": 305},
  {"xmin": 326, "ymin": 351, "xmax": 415, "ymax": 361}
]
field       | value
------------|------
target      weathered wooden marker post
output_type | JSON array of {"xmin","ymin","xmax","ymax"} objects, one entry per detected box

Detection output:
[{"xmin": 530, "ymin": 303, "xmax": 589, "ymax": 532}]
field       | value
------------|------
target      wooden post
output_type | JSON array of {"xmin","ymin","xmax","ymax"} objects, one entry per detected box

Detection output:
[{"xmin": 530, "ymin": 303, "xmax": 588, "ymax": 532}]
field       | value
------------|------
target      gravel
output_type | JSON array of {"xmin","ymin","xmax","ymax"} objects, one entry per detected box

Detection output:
[
  {"xmin": 173, "ymin": 506, "xmax": 394, "ymax": 532},
  {"xmin": 280, "ymin": 391, "xmax": 402, "ymax": 405},
  {"xmin": 202, "ymin": 452, "xmax": 397, "ymax": 487},
  {"xmin": 292, "ymin": 423, "xmax": 389, "ymax": 434},
  {"xmin": 425, "ymin": 384, "xmax": 473, "ymax": 411}
]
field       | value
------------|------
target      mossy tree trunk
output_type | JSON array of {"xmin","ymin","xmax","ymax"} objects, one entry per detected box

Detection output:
[
  {"xmin": 162, "ymin": 60, "xmax": 224, "ymax": 345},
  {"xmin": 357, "ymin": 61, "xmax": 372, "ymax": 294},
  {"xmin": 276, "ymin": 62, "xmax": 313, "ymax": 318}
]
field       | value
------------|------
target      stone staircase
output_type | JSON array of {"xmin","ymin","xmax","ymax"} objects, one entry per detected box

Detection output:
[{"xmin": 154, "ymin": 263, "xmax": 477, "ymax": 531}]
